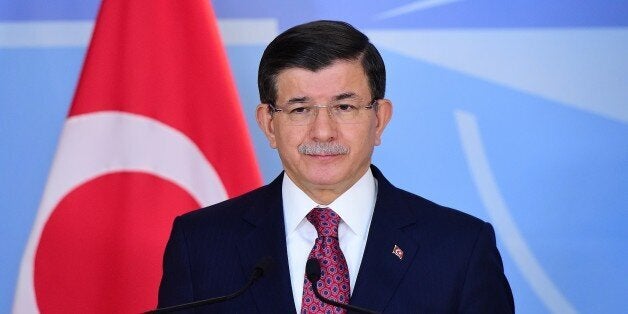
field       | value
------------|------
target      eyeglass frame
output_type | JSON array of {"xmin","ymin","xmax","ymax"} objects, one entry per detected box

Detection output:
[{"xmin": 267, "ymin": 98, "xmax": 380, "ymax": 125}]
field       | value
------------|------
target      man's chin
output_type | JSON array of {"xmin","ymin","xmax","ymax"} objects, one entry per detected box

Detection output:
[{"xmin": 303, "ymin": 170, "xmax": 348, "ymax": 189}]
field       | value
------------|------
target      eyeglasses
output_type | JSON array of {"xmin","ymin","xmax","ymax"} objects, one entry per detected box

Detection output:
[{"xmin": 269, "ymin": 99, "xmax": 378, "ymax": 126}]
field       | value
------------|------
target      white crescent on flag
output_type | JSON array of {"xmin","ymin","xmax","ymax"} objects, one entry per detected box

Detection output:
[{"xmin": 14, "ymin": 111, "xmax": 228, "ymax": 313}]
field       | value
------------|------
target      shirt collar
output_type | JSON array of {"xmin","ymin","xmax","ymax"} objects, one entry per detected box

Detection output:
[{"xmin": 282, "ymin": 167, "xmax": 376, "ymax": 238}]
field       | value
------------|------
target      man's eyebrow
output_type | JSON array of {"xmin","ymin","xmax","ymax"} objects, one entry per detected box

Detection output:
[
  {"xmin": 286, "ymin": 96, "xmax": 310, "ymax": 104},
  {"xmin": 333, "ymin": 92, "xmax": 357, "ymax": 101},
  {"xmin": 284, "ymin": 93, "xmax": 356, "ymax": 104}
]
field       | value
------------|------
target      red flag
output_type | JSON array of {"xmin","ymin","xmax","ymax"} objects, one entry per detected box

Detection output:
[{"xmin": 13, "ymin": 0, "xmax": 262, "ymax": 313}]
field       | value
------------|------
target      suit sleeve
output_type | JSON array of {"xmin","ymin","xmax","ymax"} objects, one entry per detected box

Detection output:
[
  {"xmin": 158, "ymin": 216, "xmax": 194, "ymax": 308},
  {"xmin": 458, "ymin": 222, "xmax": 515, "ymax": 313}
]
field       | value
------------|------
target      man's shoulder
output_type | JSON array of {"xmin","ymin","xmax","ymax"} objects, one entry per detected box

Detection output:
[
  {"xmin": 380, "ymin": 182, "xmax": 490, "ymax": 244},
  {"xmin": 384, "ymin": 185, "xmax": 498, "ymax": 268},
  {"xmin": 372, "ymin": 165, "xmax": 486, "ymax": 232},
  {"xmin": 396, "ymin": 186, "xmax": 484, "ymax": 226},
  {"xmin": 175, "ymin": 181, "xmax": 276, "ymax": 229}
]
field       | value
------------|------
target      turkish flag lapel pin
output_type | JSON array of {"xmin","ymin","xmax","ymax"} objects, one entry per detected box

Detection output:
[{"xmin": 392, "ymin": 245, "xmax": 404, "ymax": 260}]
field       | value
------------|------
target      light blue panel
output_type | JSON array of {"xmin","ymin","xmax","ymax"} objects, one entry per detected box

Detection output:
[
  {"xmin": 0, "ymin": 0, "xmax": 98, "ymax": 20},
  {"xmin": 374, "ymin": 49, "xmax": 628, "ymax": 312},
  {"xmin": 0, "ymin": 47, "xmax": 86, "ymax": 313},
  {"xmin": 213, "ymin": 0, "xmax": 628, "ymax": 29}
]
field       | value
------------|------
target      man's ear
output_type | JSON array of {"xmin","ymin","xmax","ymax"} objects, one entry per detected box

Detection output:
[
  {"xmin": 373, "ymin": 99, "xmax": 393, "ymax": 146},
  {"xmin": 256, "ymin": 103, "xmax": 278, "ymax": 148}
]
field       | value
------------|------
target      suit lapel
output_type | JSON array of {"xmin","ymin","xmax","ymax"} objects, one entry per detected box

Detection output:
[
  {"xmin": 234, "ymin": 166, "xmax": 419, "ymax": 312},
  {"xmin": 236, "ymin": 174, "xmax": 297, "ymax": 313},
  {"xmin": 350, "ymin": 166, "xmax": 421, "ymax": 312}
]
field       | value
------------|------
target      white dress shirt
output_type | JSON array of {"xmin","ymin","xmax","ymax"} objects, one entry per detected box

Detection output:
[{"xmin": 282, "ymin": 168, "xmax": 377, "ymax": 312}]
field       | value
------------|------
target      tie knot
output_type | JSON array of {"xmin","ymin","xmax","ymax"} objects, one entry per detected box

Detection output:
[{"xmin": 306, "ymin": 207, "xmax": 341, "ymax": 238}]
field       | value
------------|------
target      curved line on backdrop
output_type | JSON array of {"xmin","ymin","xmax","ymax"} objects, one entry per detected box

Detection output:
[
  {"xmin": 376, "ymin": 0, "xmax": 464, "ymax": 20},
  {"xmin": 13, "ymin": 111, "xmax": 228, "ymax": 313},
  {"xmin": 454, "ymin": 110, "xmax": 577, "ymax": 314}
]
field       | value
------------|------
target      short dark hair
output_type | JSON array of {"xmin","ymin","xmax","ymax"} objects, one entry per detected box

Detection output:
[{"xmin": 258, "ymin": 20, "xmax": 386, "ymax": 105}]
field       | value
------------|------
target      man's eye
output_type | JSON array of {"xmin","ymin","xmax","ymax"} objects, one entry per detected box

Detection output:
[
  {"xmin": 335, "ymin": 104, "xmax": 357, "ymax": 112},
  {"xmin": 289, "ymin": 106, "xmax": 310, "ymax": 114}
]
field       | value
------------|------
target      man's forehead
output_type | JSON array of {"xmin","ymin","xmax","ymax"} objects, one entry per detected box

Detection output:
[{"xmin": 274, "ymin": 61, "xmax": 369, "ymax": 101}]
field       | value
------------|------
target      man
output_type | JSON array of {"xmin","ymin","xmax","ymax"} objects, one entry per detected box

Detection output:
[{"xmin": 158, "ymin": 20, "xmax": 514, "ymax": 313}]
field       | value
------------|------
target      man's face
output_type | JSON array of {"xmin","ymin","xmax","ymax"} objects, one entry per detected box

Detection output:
[{"xmin": 256, "ymin": 59, "xmax": 392, "ymax": 203}]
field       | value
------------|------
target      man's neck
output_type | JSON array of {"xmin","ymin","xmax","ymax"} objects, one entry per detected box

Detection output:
[{"xmin": 286, "ymin": 167, "xmax": 370, "ymax": 205}]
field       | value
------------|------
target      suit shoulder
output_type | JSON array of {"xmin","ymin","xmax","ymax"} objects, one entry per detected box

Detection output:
[
  {"xmin": 393, "ymin": 186, "xmax": 487, "ymax": 233},
  {"xmin": 372, "ymin": 165, "xmax": 486, "ymax": 231},
  {"xmin": 175, "ymin": 183, "xmax": 273, "ymax": 229}
]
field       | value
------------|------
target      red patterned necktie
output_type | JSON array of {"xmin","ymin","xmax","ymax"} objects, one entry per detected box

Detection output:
[{"xmin": 301, "ymin": 207, "xmax": 350, "ymax": 313}]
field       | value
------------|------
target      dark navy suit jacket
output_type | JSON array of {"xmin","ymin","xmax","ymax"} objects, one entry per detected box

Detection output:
[{"xmin": 158, "ymin": 165, "xmax": 514, "ymax": 313}]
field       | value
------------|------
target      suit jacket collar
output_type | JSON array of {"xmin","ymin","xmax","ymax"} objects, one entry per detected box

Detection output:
[
  {"xmin": 350, "ymin": 165, "xmax": 421, "ymax": 312},
  {"xmin": 236, "ymin": 173, "xmax": 297, "ymax": 313}
]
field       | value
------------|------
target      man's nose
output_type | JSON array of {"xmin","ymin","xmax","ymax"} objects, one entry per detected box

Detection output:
[{"xmin": 309, "ymin": 106, "xmax": 337, "ymax": 140}]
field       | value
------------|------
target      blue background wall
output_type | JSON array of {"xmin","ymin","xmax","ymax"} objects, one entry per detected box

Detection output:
[{"xmin": 1, "ymin": 1, "xmax": 627, "ymax": 313}]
